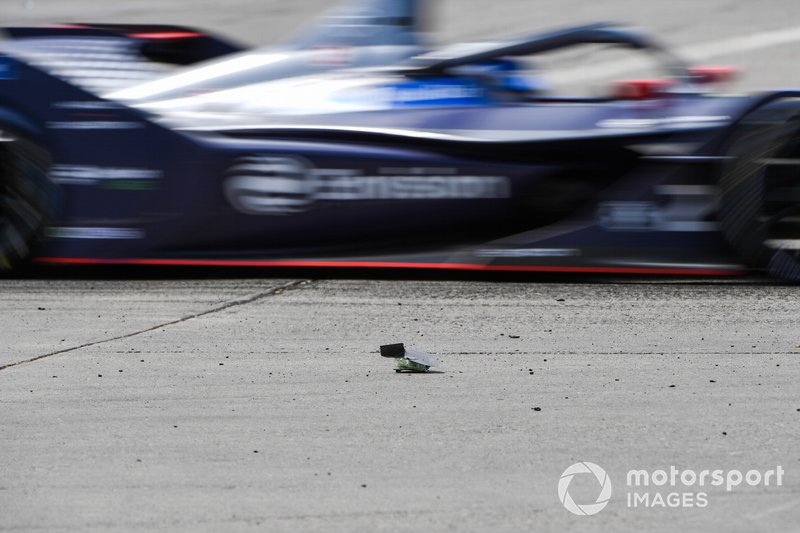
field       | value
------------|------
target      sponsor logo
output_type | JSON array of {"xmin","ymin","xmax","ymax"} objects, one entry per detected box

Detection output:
[
  {"xmin": 393, "ymin": 83, "xmax": 485, "ymax": 104},
  {"xmin": 559, "ymin": 462, "xmax": 613, "ymax": 516},
  {"xmin": 224, "ymin": 156, "xmax": 511, "ymax": 216},
  {"xmin": 47, "ymin": 121, "xmax": 145, "ymax": 130},
  {"xmin": 51, "ymin": 165, "xmax": 162, "ymax": 189},
  {"xmin": 597, "ymin": 116, "xmax": 730, "ymax": 130},
  {"xmin": 0, "ymin": 57, "xmax": 17, "ymax": 80},
  {"xmin": 478, "ymin": 248, "xmax": 581, "ymax": 258},
  {"xmin": 597, "ymin": 185, "xmax": 719, "ymax": 232},
  {"xmin": 46, "ymin": 227, "xmax": 145, "ymax": 240},
  {"xmin": 333, "ymin": 81, "xmax": 486, "ymax": 108},
  {"xmin": 597, "ymin": 202, "xmax": 664, "ymax": 231},
  {"xmin": 225, "ymin": 157, "xmax": 315, "ymax": 215},
  {"xmin": 52, "ymin": 101, "xmax": 123, "ymax": 111}
]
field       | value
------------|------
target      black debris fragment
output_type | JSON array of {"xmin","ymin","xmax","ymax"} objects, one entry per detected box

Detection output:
[{"xmin": 380, "ymin": 344, "xmax": 405, "ymax": 358}]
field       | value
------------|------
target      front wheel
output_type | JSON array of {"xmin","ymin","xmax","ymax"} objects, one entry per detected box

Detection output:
[
  {"xmin": 768, "ymin": 249, "xmax": 800, "ymax": 281},
  {"xmin": 0, "ymin": 127, "xmax": 54, "ymax": 272},
  {"xmin": 718, "ymin": 104, "xmax": 800, "ymax": 281}
]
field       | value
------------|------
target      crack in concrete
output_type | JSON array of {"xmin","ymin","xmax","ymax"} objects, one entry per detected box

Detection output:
[{"xmin": 0, "ymin": 279, "xmax": 311, "ymax": 373}]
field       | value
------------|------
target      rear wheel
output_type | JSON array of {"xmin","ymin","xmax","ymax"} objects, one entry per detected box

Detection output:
[
  {"xmin": 768, "ymin": 249, "xmax": 800, "ymax": 281},
  {"xmin": 718, "ymin": 105, "xmax": 800, "ymax": 281},
  {"xmin": 0, "ymin": 127, "xmax": 53, "ymax": 272}
]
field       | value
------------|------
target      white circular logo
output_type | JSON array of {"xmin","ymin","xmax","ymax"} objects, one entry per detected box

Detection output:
[
  {"xmin": 224, "ymin": 156, "xmax": 314, "ymax": 216},
  {"xmin": 558, "ymin": 462, "xmax": 612, "ymax": 516}
]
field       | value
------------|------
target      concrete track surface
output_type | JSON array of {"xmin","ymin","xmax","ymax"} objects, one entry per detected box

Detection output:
[
  {"xmin": 1, "ymin": 276, "xmax": 800, "ymax": 532},
  {"xmin": 3, "ymin": 1, "xmax": 800, "ymax": 532}
]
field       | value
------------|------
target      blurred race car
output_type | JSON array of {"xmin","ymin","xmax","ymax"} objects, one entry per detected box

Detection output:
[{"xmin": 1, "ymin": 16, "xmax": 799, "ymax": 280}]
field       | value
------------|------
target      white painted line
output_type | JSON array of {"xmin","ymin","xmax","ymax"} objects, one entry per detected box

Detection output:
[{"xmin": 678, "ymin": 24, "xmax": 800, "ymax": 62}]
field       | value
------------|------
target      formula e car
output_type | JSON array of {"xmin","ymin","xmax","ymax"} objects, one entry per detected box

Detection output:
[{"xmin": 1, "ymin": 17, "xmax": 799, "ymax": 280}]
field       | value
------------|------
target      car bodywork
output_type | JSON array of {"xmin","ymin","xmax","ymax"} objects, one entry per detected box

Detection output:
[
  {"xmin": 1, "ymin": 16, "xmax": 799, "ymax": 279},
  {"xmin": 1, "ymin": 0, "xmax": 427, "ymax": 97}
]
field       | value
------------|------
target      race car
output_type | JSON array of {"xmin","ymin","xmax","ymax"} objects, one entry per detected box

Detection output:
[{"xmin": 1, "ymin": 18, "xmax": 799, "ymax": 280}]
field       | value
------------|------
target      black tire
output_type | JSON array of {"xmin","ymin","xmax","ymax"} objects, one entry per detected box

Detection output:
[
  {"xmin": 0, "ymin": 127, "xmax": 54, "ymax": 272},
  {"xmin": 718, "ymin": 105, "xmax": 800, "ymax": 279},
  {"xmin": 768, "ymin": 249, "xmax": 800, "ymax": 282}
]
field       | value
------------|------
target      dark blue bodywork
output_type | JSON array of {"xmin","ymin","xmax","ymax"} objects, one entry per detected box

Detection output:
[{"xmin": 1, "ymin": 22, "xmax": 799, "ymax": 276}]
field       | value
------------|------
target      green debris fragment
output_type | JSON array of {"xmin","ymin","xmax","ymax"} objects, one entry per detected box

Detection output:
[{"xmin": 394, "ymin": 357, "xmax": 431, "ymax": 373}]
